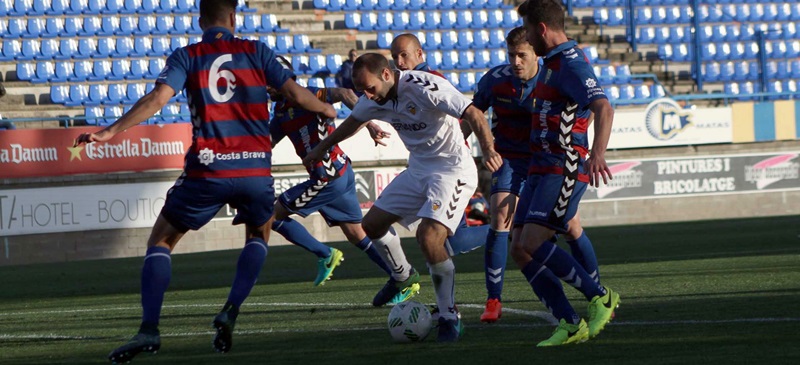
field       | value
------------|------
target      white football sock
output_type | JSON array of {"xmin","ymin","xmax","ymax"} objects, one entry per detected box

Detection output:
[
  {"xmin": 372, "ymin": 227, "xmax": 412, "ymax": 281},
  {"xmin": 428, "ymin": 259, "xmax": 457, "ymax": 321}
]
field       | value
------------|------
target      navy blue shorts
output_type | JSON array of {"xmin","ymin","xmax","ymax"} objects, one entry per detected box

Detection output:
[
  {"xmin": 161, "ymin": 175, "xmax": 274, "ymax": 232},
  {"xmin": 513, "ymin": 174, "xmax": 587, "ymax": 233},
  {"xmin": 278, "ymin": 166, "xmax": 363, "ymax": 226},
  {"xmin": 491, "ymin": 157, "xmax": 528, "ymax": 196}
]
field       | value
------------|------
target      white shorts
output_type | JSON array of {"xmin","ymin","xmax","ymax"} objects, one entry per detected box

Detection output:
[{"xmin": 374, "ymin": 161, "xmax": 477, "ymax": 235}]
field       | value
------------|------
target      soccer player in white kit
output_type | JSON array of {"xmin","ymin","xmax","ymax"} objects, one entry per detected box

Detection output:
[{"xmin": 304, "ymin": 53, "xmax": 502, "ymax": 342}]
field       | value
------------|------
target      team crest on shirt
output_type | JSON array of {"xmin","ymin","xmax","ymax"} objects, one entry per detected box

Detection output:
[
  {"xmin": 198, "ymin": 148, "xmax": 215, "ymax": 166},
  {"xmin": 432, "ymin": 200, "xmax": 442, "ymax": 211},
  {"xmin": 406, "ymin": 102, "xmax": 417, "ymax": 115},
  {"xmin": 215, "ymin": 32, "xmax": 223, "ymax": 39}
]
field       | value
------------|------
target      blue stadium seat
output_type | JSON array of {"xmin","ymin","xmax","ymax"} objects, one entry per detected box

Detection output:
[
  {"xmin": 71, "ymin": 38, "xmax": 92, "ymax": 59},
  {"xmin": 748, "ymin": 4, "xmax": 764, "ymax": 22},
  {"xmin": 1, "ymin": 40, "xmax": 21, "ymax": 61},
  {"xmin": 170, "ymin": 36, "xmax": 187, "ymax": 53},
  {"xmin": 440, "ymin": 50, "xmax": 457, "ymax": 70},
  {"xmin": 391, "ymin": 12, "xmax": 409, "ymax": 31},
  {"xmin": 469, "ymin": 0, "xmax": 487, "ymax": 10},
  {"xmin": 473, "ymin": 49, "xmax": 489, "ymax": 68},
  {"xmin": 783, "ymin": 80, "xmax": 797, "ymax": 96},
  {"xmin": 128, "ymin": 59, "xmax": 146, "ymax": 79},
  {"xmin": 187, "ymin": 15, "xmax": 201, "ymax": 34},
  {"xmin": 390, "ymin": 0, "xmax": 408, "ymax": 10},
  {"xmin": 454, "ymin": 0, "xmax": 469, "ymax": 10},
  {"xmin": 85, "ymin": 84, "xmax": 107, "ymax": 106},
  {"xmin": 53, "ymin": 61, "xmax": 73, "ymax": 82},
  {"xmin": 106, "ymin": 60, "xmax": 131, "ymax": 81},
  {"xmin": 80, "ymin": 16, "xmax": 101, "ymax": 36},
  {"xmin": 488, "ymin": 48, "xmax": 505, "ymax": 67},
  {"xmin": 444, "ymin": 72, "xmax": 458, "ymax": 86},
  {"xmin": 615, "ymin": 65, "xmax": 631, "ymax": 83},
  {"xmin": 84, "ymin": 0, "xmax": 102, "ymax": 14},
  {"xmin": 5, "ymin": 18, "xmax": 24, "ymax": 38},
  {"xmin": 485, "ymin": 8, "xmax": 503, "ymax": 28},
  {"xmin": 326, "ymin": 54, "xmax": 342, "ymax": 74},
  {"xmin": 98, "ymin": 16, "xmax": 118, "ymax": 36},
  {"xmin": 236, "ymin": 0, "xmax": 254, "ymax": 12},
  {"xmin": 149, "ymin": 37, "xmax": 169, "ymax": 56},
  {"xmin": 439, "ymin": 0, "xmax": 455, "ymax": 10},
  {"xmin": 291, "ymin": 34, "xmax": 311, "ymax": 53},
  {"xmin": 125, "ymin": 83, "xmax": 145, "ymax": 104},
  {"xmin": 421, "ymin": 11, "xmax": 439, "ymax": 30},
  {"xmin": 422, "ymin": 31, "xmax": 440, "ymax": 50},
  {"xmin": 488, "ymin": 29, "xmax": 505, "ymax": 48},
  {"xmin": 291, "ymin": 55, "xmax": 310, "ymax": 74},
  {"xmin": 238, "ymin": 14, "xmax": 258, "ymax": 34},
  {"xmin": 456, "ymin": 50, "xmax": 474, "ymax": 69},
  {"xmin": 407, "ymin": 11, "xmax": 424, "ymax": 30},
  {"xmin": 88, "ymin": 60, "xmax": 109, "ymax": 81},
  {"xmin": 19, "ymin": 40, "xmax": 39, "ymax": 61},
  {"xmin": 323, "ymin": 76, "xmax": 336, "ymax": 88},
  {"xmin": 307, "ymin": 77, "xmax": 324, "ymax": 88},
  {"xmin": 116, "ymin": 16, "xmax": 136, "ymax": 35},
  {"xmin": 374, "ymin": 12, "xmax": 392, "ymax": 31},
  {"xmin": 344, "ymin": 12, "xmax": 360, "ymax": 29},
  {"xmin": 85, "ymin": 106, "xmax": 103, "ymax": 125},
  {"xmin": 719, "ymin": 61, "xmax": 734, "ymax": 81},
  {"xmin": 101, "ymin": 106, "xmax": 123, "ymax": 124},
  {"xmin": 426, "ymin": 50, "xmax": 442, "ymax": 69},
  {"xmin": 66, "ymin": 84, "xmax": 89, "ymax": 106},
  {"xmin": 65, "ymin": 0, "xmax": 85, "ymax": 15},
  {"xmin": 104, "ymin": 84, "xmax": 124, "ymax": 104},
  {"xmin": 50, "ymin": 85, "xmax": 69, "ymax": 104},
  {"xmin": 502, "ymin": 8, "xmax": 520, "ymax": 27},
  {"xmin": 17, "ymin": 62, "xmax": 35, "ymax": 82},
  {"xmin": 29, "ymin": 0, "xmax": 48, "ymax": 15},
  {"xmin": 455, "ymin": 10, "xmax": 472, "ymax": 29},
  {"xmin": 70, "ymin": 60, "xmax": 92, "ymax": 81},
  {"xmin": 637, "ymin": 27, "xmax": 655, "ymax": 44},
  {"xmin": 36, "ymin": 39, "xmax": 57, "ymax": 60},
  {"xmin": 120, "ymin": 0, "xmax": 138, "ymax": 14},
  {"xmin": 360, "ymin": 12, "xmax": 377, "ymax": 31},
  {"xmin": 23, "ymin": 18, "xmax": 44, "ymax": 39},
  {"xmin": 44, "ymin": 0, "xmax": 65, "ymax": 14},
  {"xmin": 61, "ymin": 17, "xmax": 83, "ymax": 37},
  {"xmin": 112, "ymin": 37, "xmax": 132, "ymax": 58},
  {"xmin": 469, "ymin": 10, "xmax": 487, "ymax": 28},
  {"xmin": 139, "ymin": 0, "xmax": 156, "ymax": 13},
  {"xmin": 423, "ymin": 0, "xmax": 438, "ymax": 10},
  {"xmin": 440, "ymin": 10, "xmax": 457, "ymax": 29},
  {"xmin": 636, "ymin": 7, "xmax": 652, "ymax": 25},
  {"xmin": 159, "ymin": 104, "xmax": 180, "ymax": 123},
  {"xmin": 472, "ymin": 30, "xmax": 489, "ymax": 49},
  {"xmin": 703, "ymin": 62, "xmax": 721, "ymax": 82},
  {"xmin": 307, "ymin": 54, "xmax": 328, "ymax": 75},
  {"xmin": 128, "ymin": 37, "xmax": 148, "ymax": 57},
  {"xmin": 376, "ymin": 32, "xmax": 392, "ymax": 49},
  {"xmin": 43, "ymin": 18, "xmax": 63, "ymax": 38},
  {"xmin": 146, "ymin": 58, "xmax": 163, "ymax": 79},
  {"xmin": 440, "ymin": 30, "xmax": 457, "ymax": 50},
  {"xmin": 724, "ymin": 25, "xmax": 740, "ymax": 42},
  {"xmin": 651, "ymin": 83, "xmax": 666, "ymax": 98},
  {"xmin": 456, "ymin": 30, "xmax": 473, "ymax": 50},
  {"xmin": 617, "ymin": 84, "xmax": 634, "ymax": 104},
  {"xmin": 153, "ymin": 15, "xmax": 173, "ymax": 35},
  {"xmin": 135, "ymin": 15, "xmax": 154, "ymax": 35}
]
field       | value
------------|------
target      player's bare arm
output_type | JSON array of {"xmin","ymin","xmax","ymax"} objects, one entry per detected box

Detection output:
[
  {"xmin": 586, "ymin": 98, "xmax": 614, "ymax": 187},
  {"xmin": 327, "ymin": 87, "xmax": 359, "ymax": 110},
  {"xmin": 461, "ymin": 105, "xmax": 503, "ymax": 172},
  {"xmin": 302, "ymin": 115, "xmax": 368, "ymax": 168},
  {"xmin": 458, "ymin": 119, "xmax": 474, "ymax": 140},
  {"xmin": 282, "ymin": 79, "xmax": 337, "ymax": 119},
  {"xmin": 74, "ymin": 83, "xmax": 175, "ymax": 147}
]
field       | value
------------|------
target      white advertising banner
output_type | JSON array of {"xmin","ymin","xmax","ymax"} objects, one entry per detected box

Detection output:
[
  {"xmin": 0, "ymin": 167, "xmax": 408, "ymax": 237},
  {"xmin": 590, "ymin": 98, "xmax": 733, "ymax": 149}
]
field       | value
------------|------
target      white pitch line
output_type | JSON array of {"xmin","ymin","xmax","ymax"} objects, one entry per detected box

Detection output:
[{"xmin": 3, "ymin": 317, "xmax": 800, "ymax": 342}]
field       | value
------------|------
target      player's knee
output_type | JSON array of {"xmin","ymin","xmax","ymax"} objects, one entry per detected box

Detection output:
[{"xmin": 361, "ymin": 219, "xmax": 386, "ymax": 239}]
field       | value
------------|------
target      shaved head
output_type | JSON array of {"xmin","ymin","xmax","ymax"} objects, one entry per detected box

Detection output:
[{"xmin": 390, "ymin": 34, "xmax": 425, "ymax": 71}]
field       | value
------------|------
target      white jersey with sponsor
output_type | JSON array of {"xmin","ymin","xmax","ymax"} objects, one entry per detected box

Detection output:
[{"xmin": 350, "ymin": 70, "xmax": 472, "ymax": 169}]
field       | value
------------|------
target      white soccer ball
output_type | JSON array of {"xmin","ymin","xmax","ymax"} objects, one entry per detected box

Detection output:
[{"xmin": 387, "ymin": 301, "xmax": 433, "ymax": 343}]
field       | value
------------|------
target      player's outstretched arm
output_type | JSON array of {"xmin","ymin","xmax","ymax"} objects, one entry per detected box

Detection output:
[
  {"xmin": 74, "ymin": 83, "xmax": 174, "ymax": 146},
  {"xmin": 461, "ymin": 105, "xmax": 503, "ymax": 172},
  {"xmin": 326, "ymin": 87, "xmax": 359, "ymax": 110},
  {"xmin": 586, "ymin": 98, "xmax": 614, "ymax": 187},
  {"xmin": 282, "ymin": 78, "xmax": 337, "ymax": 119},
  {"xmin": 302, "ymin": 115, "xmax": 367, "ymax": 168}
]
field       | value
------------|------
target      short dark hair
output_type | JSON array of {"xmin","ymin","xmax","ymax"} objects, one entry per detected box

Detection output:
[
  {"xmin": 199, "ymin": 0, "xmax": 238, "ymax": 24},
  {"xmin": 518, "ymin": 0, "xmax": 566, "ymax": 32},
  {"xmin": 505, "ymin": 26, "xmax": 530, "ymax": 48},
  {"xmin": 353, "ymin": 53, "xmax": 390, "ymax": 77}
]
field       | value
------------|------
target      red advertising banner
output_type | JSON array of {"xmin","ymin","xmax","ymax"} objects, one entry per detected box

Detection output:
[{"xmin": 0, "ymin": 124, "xmax": 192, "ymax": 178}]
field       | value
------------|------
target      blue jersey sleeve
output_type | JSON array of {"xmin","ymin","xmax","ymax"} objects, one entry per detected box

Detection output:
[
  {"xmin": 558, "ymin": 56, "xmax": 607, "ymax": 109},
  {"xmin": 258, "ymin": 42, "xmax": 295, "ymax": 89},
  {"xmin": 269, "ymin": 112, "xmax": 285, "ymax": 147},
  {"xmin": 472, "ymin": 72, "xmax": 493, "ymax": 112},
  {"xmin": 155, "ymin": 48, "xmax": 190, "ymax": 95}
]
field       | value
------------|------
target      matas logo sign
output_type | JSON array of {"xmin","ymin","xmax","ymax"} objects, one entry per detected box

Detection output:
[
  {"xmin": 82, "ymin": 138, "xmax": 185, "ymax": 160},
  {"xmin": 0, "ymin": 144, "xmax": 58, "ymax": 164}
]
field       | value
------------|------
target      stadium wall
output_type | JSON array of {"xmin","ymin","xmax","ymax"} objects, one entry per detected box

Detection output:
[{"xmin": 2, "ymin": 139, "xmax": 798, "ymax": 266}]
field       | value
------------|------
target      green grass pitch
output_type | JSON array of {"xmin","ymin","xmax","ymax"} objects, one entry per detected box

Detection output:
[{"xmin": 1, "ymin": 216, "xmax": 799, "ymax": 364}]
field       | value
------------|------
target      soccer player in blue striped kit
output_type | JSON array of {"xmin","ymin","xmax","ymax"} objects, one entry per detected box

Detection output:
[
  {"xmin": 75, "ymin": 0, "xmax": 336, "ymax": 362},
  {"xmin": 513, "ymin": 0, "xmax": 620, "ymax": 346}
]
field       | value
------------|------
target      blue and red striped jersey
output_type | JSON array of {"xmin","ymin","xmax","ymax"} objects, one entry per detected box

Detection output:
[
  {"xmin": 156, "ymin": 27, "xmax": 293, "ymax": 179},
  {"xmin": 270, "ymin": 86, "xmax": 349, "ymax": 181},
  {"xmin": 473, "ymin": 64, "xmax": 537, "ymax": 160},
  {"xmin": 529, "ymin": 40, "xmax": 607, "ymax": 182}
]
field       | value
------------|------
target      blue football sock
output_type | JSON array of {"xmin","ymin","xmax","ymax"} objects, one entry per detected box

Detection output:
[
  {"xmin": 567, "ymin": 231, "xmax": 601, "ymax": 284},
  {"xmin": 272, "ymin": 218, "xmax": 330, "ymax": 258},
  {"xmin": 227, "ymin": 238, "xmax": 268, "ymax": 307},
  {"xmin": 521, "ymin": 260, "xmax": 580, "ymax": 324},
  {"xmin": 355, "ymin": 236, "xmax": 391, "ymax": 275},
  {"xmin": 484, "ymin": 229, "xmax": 509, "ymax": 301},
  {"xmin": 141, "ymin": 246, "xmax": 172, "ymax": 327},
  {"xmin": 531, "ymin": 241, "xmax": 605, "ymax": 300},
  {"xmin": 446, "ymin": 224, "xmax": 490, "ymax": 256}
]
